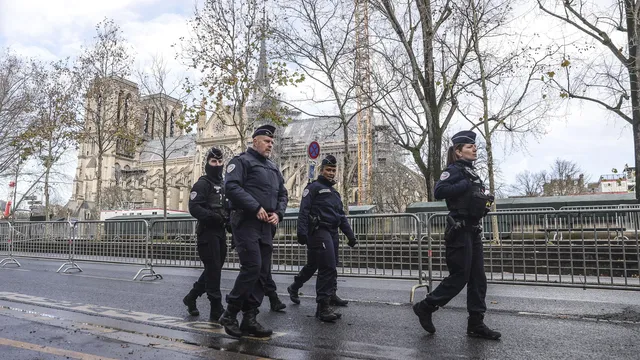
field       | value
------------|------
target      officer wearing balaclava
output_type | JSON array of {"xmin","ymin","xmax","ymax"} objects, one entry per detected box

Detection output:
[{"xmin": 182, "ymin": 147, "xmax": 229, "ymax": 323}]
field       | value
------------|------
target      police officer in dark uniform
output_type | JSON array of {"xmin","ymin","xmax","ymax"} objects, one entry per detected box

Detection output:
[
  {"xmin": 182, "ymin": 147, "xmax": 228, "ymax": 322},
  {"xmin": 218, "ymin": 124, "xmax": 288, "ymax": 338},
  {"xmin": 413, "ymin": 131, "xmax": 500, "ymax": 340},
  {"xmin": 291, "ymin": 154, "xmax": 357, "ymax": 322}
]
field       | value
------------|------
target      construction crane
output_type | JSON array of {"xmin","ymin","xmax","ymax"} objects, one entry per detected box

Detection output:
[{"xmin": 355, "ymin": 0, "xmax": 373, "ymax": 205}]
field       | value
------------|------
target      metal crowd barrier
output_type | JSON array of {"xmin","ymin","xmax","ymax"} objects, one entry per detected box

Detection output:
[
  {"xmin": 148, "ymin": 219, "xmax": 237, "ymax": 269},
  {"xmin": 4, "ymin": 209, "xmax": 640, "ymax": 292},
  {"xmin": 148, "ymin": 214, "xmax": 426, "ymax": 301},
  {"xmin": 426, "ymin": 208, "xmax": 640, "ymax": 290},
  {"xmin": 0, "ymin": 222, "xmax": 20, "ymax": 267},
  {"xmin": 10, "ymin": 221, "xmax": 72, "ymax": 264},
  {"xmin": 71, "ymin": 220, "xmax": 161, "ymax": 280}
]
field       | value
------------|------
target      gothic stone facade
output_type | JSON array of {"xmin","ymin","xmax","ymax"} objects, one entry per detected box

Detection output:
[{"xmin": 69, "ymin": 80, "xmax": 385, "ymax": 219}]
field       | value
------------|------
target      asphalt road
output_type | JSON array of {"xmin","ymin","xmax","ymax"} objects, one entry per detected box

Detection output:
[{"xmin": 1, "ymin": 258, "xmax": 639, "ymax": 359}]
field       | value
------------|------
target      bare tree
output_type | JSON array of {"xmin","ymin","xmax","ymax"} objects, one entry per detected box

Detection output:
[
  {"xmin": 136, "ymin": 56, "xmax": 193, "ymax": 219},
  {"xmin": 542, "ymin": 158, "xmax": 589, "ymax": 196},
  {"xmin": 510, "ymin": 170, "xmax": 545, "ymax": 197},
  {"xmin": 511, "ymin": 158, "xmax": 588, "ymax": 197},
  {"xmin": 0, "ymin": 50, "xmax": 39, "ymax": 176},
  {"xmin": 273, "ymin": 0, "xmax": 364, "ymax": 209},
  {"xmin": 371, "ymin": 153, "xmax": 428, "ymax": 212},
  {"xmin": 180, "ymin": 0, "xmax": 303, "ymax": 147},
  {"xmin": 102, "ymin": 185, "xmax": 143, "ymax": 210},
  {"xmin": 369, "ymin": 0, "xmax": 475, "ymax": 200},
  {"xmin": 536, "ymin": 0, "xmax": 640, "ymax": 200},
  {"xmin": 456, "ymin": 0, "xmax": 556, "ymax": 241},
  {"xmin": 74, "ymin": 18, "xmax": 139, "ymax": 219},
  {"xmin": 21, "ymin": 60, "xmax": 81, "ymax": 221}
]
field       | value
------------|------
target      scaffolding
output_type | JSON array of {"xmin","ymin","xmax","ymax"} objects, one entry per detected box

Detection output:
[{"xmin": 355, "ymin": 0, "xmax": 373, "ymax": 205}]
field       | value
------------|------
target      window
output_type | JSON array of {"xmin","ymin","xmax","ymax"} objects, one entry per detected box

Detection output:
[
  {"xmin": 152, "ymin": 212, "xmax": 157, "ymax": 215},
  {"xmin": 169, "ymin": 111, "xmax": 175, "ymax": 137},
  {"xmin": 144, "ymin": 108, "xmax": 149, "ymax": 134},
  {"xmin": 124, "ymin": 94, "xmax": 131, "ymax": 124}
]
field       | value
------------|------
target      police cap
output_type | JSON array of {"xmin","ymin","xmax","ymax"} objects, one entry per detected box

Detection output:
[
  {"xmin": 206, "ymin": 147, "xmax": 223, "ymax": 161},
  {"xmin": 452, "ymin": 130, "xmax": 476, "ymax": 145},
  {"xmin": 322, "ymin": 154, "xmax": 337, "ymax": 167},
  {"xmin": 252, "ymin": 124, "xmax": 276, "ymax": 138}
]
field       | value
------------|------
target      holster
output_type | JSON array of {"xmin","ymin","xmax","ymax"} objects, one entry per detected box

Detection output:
[
  {"xmin": 309, "ymin": 215, "xmax": 320, "ymax": 234},
  {"xmin": 196, "ymin": 221, "xmax": 204, "ymax": 236},
  {"xmin": 230, "ymin": 209, "xmax": 244, "ymax": 228}
]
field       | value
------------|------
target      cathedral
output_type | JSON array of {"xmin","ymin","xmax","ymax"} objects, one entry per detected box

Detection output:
[{"xmin": 67, "ymin": 72, "xmax": 393, "ymax": 219}]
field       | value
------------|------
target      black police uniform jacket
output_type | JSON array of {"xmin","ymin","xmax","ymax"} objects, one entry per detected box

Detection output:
[
  {"xmin": 434, "ymin": 159, "xmax": 489, "ymax": 222},
  {"xmin": 188, "ymin": 175, "xmax": 228, "ymax": 240},
  {"xmin": 297, "ymin": 175, "xmax": 355, "ymax": 239},
  {"xmin": 224, "ymin": 147, "xmax": 288, "ymax": 221}
]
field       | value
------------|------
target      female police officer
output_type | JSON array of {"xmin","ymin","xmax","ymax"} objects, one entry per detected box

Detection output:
[
  {"xmin": 412, "ymin": 130, "xmax": 501, "ymax": 340},
  {"xmin": 182, "ymin": 147, "xmax": 228, "ymax": 322},
  {"xmin": 293, "ymin": 154, "xmax": 357, "ymax": 322}
]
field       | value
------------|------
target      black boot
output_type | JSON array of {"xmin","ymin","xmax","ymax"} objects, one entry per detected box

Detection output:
[
  {"xmin": 330, "ymin": 293, "xmax": 348, "ymax": 307},
  {"xmin": 467, "ymin": 313, "xmax": 501, "ymax": 340},
  {"xmin": 218, "ymin": 304, "xmax": 242, "ymax": 338},
  {"xmin": 287, "ymin": 285, "xmax": 300, "ymax": 304},
  {"xmin": 182, "ymin": 289, "xmax": 201, "ymax": 316},
  {"xmin": 268, "ymin": 292, "xmax": 286, "ymax": 312},
  {"xmin": 240, "ymin": 308, "xmax": 273, "ymax": 338},
  {"xmin": 315, "ymin": 300, "xmax": 339, "ymax": 322},
  {"xmin": 209, "ymin": 298, "xmax": 225, "ymax": 323},
  {"xmin": 412, "ymin": 300, "xmax": 437, "ymax": 334}
]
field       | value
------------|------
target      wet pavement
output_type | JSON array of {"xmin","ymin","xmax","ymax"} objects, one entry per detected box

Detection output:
[{"xmin": 0, "ymin": 258, "xmax": 639, "ymax": 359}]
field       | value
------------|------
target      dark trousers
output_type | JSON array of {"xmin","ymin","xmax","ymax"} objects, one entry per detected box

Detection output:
[
  {"xmin": 425, "ymin": 225, "xmax": 487, "ymax": 315},
  {"xmin": 296, "ymin": 228, "xmax": 337, "ymax": 303},
  {"xmin": 226, "ymin": 219, "xmax": 274, "ymax": 311},
  {"xmin": 261, "ymin": 268, "xmax": 278, "ymax": 297},
  {"xmin": 292, "ymin": 230, "xmax": 340, "ymax": 294},
  {"xmin": 192, "ymin": 229, "xmax": 227, "ymax": 301}
]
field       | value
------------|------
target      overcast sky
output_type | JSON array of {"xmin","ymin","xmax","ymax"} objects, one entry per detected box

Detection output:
[{"xmin": 0, "ymin": 0, "xmax": 634, "ymax": 203}]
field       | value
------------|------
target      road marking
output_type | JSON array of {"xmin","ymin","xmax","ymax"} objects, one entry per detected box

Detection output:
[
  {"xmin": 0, "ymin": 267, "xmax": 30, "ymax": 272},
  {"xmin": 0, "ymin": 337, "xmax": 118, "ymax": 360},
  {"xmin": 59, "ymin": 272, "xmax": 159, "ymax": 283},
  {"xmin": 0, "ymin": 292, "xmax": 285, "ymax": 339}
]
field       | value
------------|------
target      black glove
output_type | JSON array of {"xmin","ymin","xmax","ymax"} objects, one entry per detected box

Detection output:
[
  {"xmin": 297, "ymin": 234, "xmax": 308, "ymax": 245},
  {"xmin": 209, "ymin": 211, "xmax": 224, "ymax": 225},
  {"xmin": 347, "ymin": 237, "xmax": 357, "ymax": 248}
]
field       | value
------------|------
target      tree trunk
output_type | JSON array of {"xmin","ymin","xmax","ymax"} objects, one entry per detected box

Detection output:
[
  {"xmin": 96, "ymin": 153, "xmax": 103, "ymax": 220},
  {"xmin": 411, "ymin": 147, "xmax": 431, "ymax": 198},
  {"xmin": 163, "ymin": 158, "xmax": 168, "ymax": 219},
  {"xmin": 426, "ymin": 121, "xmax": 442, "ymax": 201},
  {"xmin": 44, "ymin": 160, "xmax": 51, "ymax": 222},
  {"xmin": 163, "ymin": 112, "xmax": 168, "ymax": 219},
  {"xmin": 625, "ymin": 1, "xmax": 640, "ymax": 201},
  {"xmin": 472, "ymin": 5, "xmax": 500, "ymax": 243},
  {"xmin": 342, "ymin": 123, "xmax": 351, "ymax": 214}
]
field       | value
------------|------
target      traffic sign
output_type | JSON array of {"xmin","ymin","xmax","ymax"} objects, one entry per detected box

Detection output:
[{"xmin": 307, "ymin": 141, "xmax": 320, "ymax": 159}]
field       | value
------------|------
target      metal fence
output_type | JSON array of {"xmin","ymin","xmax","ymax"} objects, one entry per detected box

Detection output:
[
  {"xmin": 3, "ymin": 208, "xmax": 640, "ymax": 293},
  {"xmin": 426, "ymin": 208, "xmax": 640, "ymax": 290},
  {"xmin": 0, "ymin": 222, "xmax": 20, "ymax": 267}
]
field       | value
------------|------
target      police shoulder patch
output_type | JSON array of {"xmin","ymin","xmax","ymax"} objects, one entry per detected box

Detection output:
[
  {"xmin": 319, "ymin": 189, "xmax": 331, "ymax": 194},
  {"xmin": 440, "ymin": 171, "xmax": 450, "ymax": 180},
  {"xmin": 226, "ymin": 164, "xmax": 236, "ymax": 173},
  {"xmin": 190, "ymin": 191, "xmax": 197, "ymax": 200},
  {"xmin": 302, "ymin": 189, "xmax": 310, "ymax": 197}
]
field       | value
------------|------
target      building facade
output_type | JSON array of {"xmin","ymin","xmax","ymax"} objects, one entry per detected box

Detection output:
[{"xmin": 67, "ymin": 79, "xmax": 394, "ymax": 219}]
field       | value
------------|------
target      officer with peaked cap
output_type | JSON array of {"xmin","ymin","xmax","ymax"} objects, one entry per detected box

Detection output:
[
  {"xmin": 182, "ymin": 147, "xmax": 229, "ymax": 322},
  {"xmin": 412, "ymin": 130, "xmax": 501, "ymax": 340},
  {"xmin": 289, "ymin": 154, "xmax": 357, "ymax": 322},
  {"xmin": 218, "ymin": 124, "xmax": 289, "ymax": 338}
]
